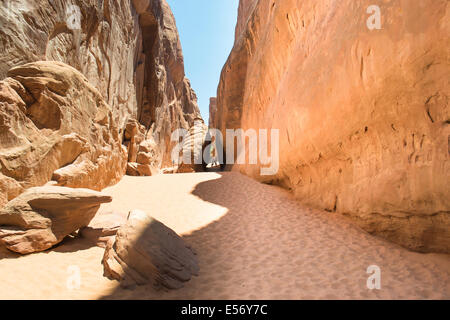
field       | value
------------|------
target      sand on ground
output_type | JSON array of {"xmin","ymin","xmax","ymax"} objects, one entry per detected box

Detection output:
[{"xmin": 0, "ymin": 172, "xmax": 449, "ymax": 299}]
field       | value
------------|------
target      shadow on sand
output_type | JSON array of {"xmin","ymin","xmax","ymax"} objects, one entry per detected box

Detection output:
[
  {"xmin": 99, "ymin": 172, "xmax": 257, "ymax": 299},
  {"xmin": 0, "ymin": 233, "xmax": 98, "ymax": 260}
]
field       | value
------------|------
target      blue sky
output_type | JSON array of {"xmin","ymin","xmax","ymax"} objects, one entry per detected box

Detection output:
[{"xmin": 167, "ymin": 0, "xmax": 239, "ymax": 122}]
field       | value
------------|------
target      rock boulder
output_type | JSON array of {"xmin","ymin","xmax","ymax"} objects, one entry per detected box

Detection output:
[
  {"xmin": 0, "ymin": 61, "xmax": 127, "ymax": 208},
  {"xmin": 0, "ymin": 186, "xmax": 112, "ymax": 254},
  {"xmin": 177, "ymin": 119, "xmax": 208, "ymax": 173},
  {"xmin": 102, "ymin": 210, "xmax": 199, "ymax": 289}
]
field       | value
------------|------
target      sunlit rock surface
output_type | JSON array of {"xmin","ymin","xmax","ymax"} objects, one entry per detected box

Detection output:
[
  {"xmin": 212, "ymin": 0, "xmax": 450, "ymax": 253},
  {"xmin": 0, "ymin": 0, "xmax": 202, "ymax": 200}
]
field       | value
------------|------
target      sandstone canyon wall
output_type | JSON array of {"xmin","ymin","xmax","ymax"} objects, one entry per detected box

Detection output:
[
  {"xmin": 212, "ymin": 0, "xmax": 450, "ymax": 253},
  {"xmin": 0, "ymin": 0, "xmax": 201, "ymax": 206},
  {"xmin": 209, "ymin": 97, "xmax": 217, "ymax": 128}
]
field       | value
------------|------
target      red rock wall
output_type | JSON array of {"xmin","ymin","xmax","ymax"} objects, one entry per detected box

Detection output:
[{"xmin": 213, "ymin": 0, "xmax": 450, "ymax": 253}]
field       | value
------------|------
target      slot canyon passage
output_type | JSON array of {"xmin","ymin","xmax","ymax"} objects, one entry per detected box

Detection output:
[{"xmin": 0, "ymin": 0, "xmax": 449, "ymax": 300}]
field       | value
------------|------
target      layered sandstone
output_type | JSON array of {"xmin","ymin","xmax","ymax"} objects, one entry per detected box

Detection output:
[
  {"xmin": 102, "ymin": 209, "xmax": 199, "ymax": 289},
  {"xmin": 213, "ymin": 0, "xmax": 450, "ymax": 252},
  {"xmin": 0, "ymin": 61, "xmax": 127, "ymax": 207},
  {"xmin": 177, "ymin": 118, "xmax": 208, "ymax": 173},
  {"xmin": 131, "ymin": 0, "xmax": 202, "ymax": 167},
  {"xmin": 0, "ymin": 186, "xmax": 111, "ymax": 254},
  {"xmin": 0, "ymin": 0, "xmax": 202, "ymax": 202}
]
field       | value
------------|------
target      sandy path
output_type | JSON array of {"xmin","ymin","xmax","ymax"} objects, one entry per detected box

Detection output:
[{"xmin": 0, "ymin": 172, "xmax": 449, "ymax": 299}]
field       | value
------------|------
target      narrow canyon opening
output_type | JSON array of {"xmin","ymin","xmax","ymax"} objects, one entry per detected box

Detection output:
[{"xmin": 0, "ymin": 0, "xmax": 448, "ymax": 301}]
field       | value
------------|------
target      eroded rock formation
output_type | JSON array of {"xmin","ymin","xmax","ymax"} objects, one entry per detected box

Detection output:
[
  {"xmin": 0, "ymin": 186, "xmax": 111, "ymax": 254},
  {"xmin": 102, "ymin": 209, "xmax": 199, "ymax": 289},
  {"xmin": 212, "ymin": 0, "xmax": 450, "ymax": 252},
  {"xmin": 0, "ymin": 61, "xmax": 127, "ymax": 207},
  {"xmin": 177, "ymin": 118, "xmax": 208, "ymax": 173},
  {"xmin": 131, "ymin": 0, "xmax": 202, "ymax": 167},
  {"xmin": 124, "ymin": 119, "xmax": 160, "ymax": 176},
  {"xmin": 0, "ymin": 0, "xmax": 202, "ymax": 201}
]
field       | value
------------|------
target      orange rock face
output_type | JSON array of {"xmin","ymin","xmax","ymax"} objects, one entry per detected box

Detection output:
[
  {"xmin": 212, "ymin": 0, "xmax": 450, "ymax": 252},
  {"xmin": 131, "ymin": 0, "xmax": 202, "ymax": 167},
  {"xmin": 0, "ymin": 61, "xmax": 127, "ymax": 207},
  {"xmin": 0, "ymin": 0, "xmax": 201, "ymax": 174},
  {"xmin": 0, "ymin": 1, "xmax": 202, "ymax": 200}
]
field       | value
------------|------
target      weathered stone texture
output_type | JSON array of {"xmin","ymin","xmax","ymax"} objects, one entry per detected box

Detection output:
[{"xmin": 212, "ymin": 0, "xmax": 450, "ymax": 253}]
